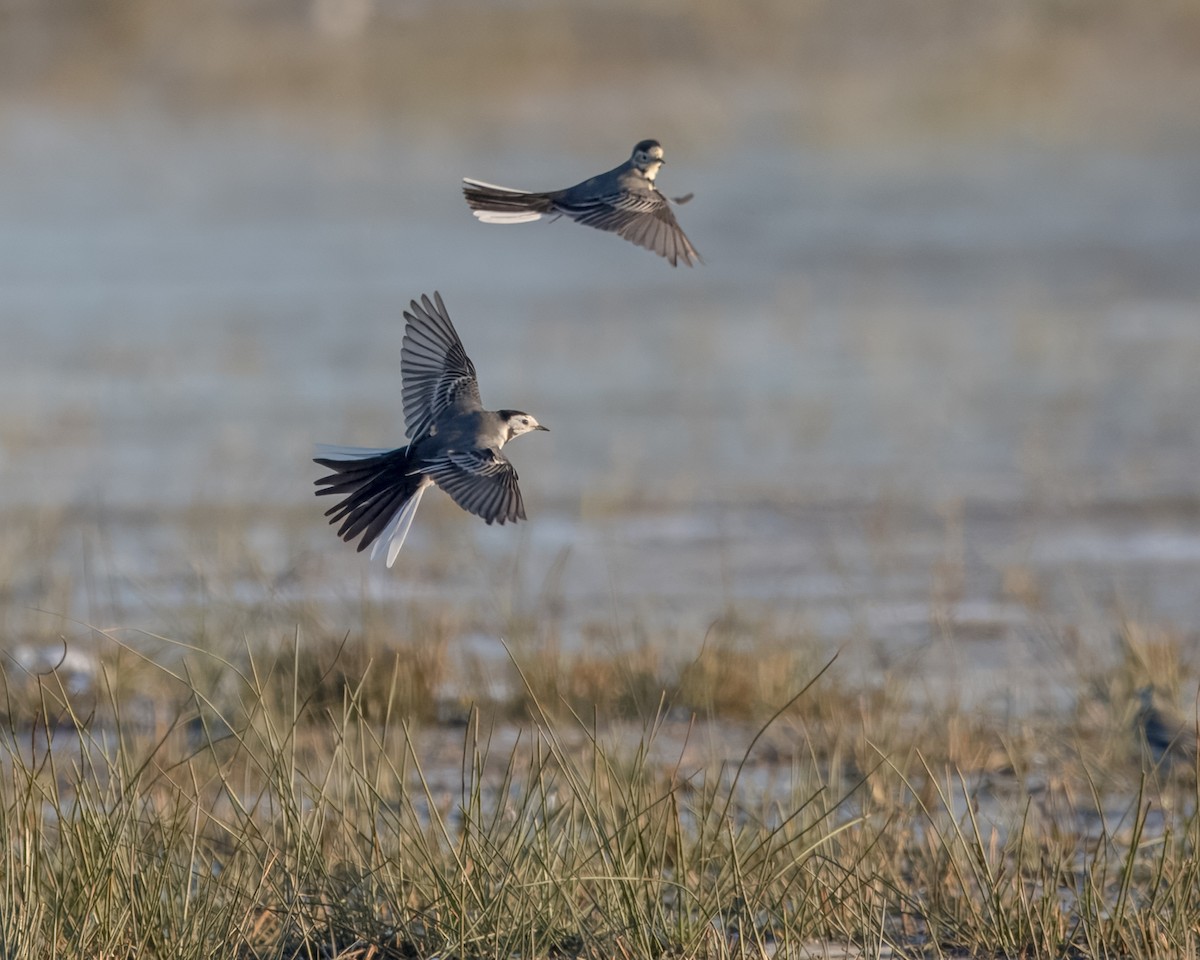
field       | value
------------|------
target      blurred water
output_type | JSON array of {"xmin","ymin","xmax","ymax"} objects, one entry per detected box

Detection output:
[{"xmin": 2, "ymin": 104, "xmax": 1200, "ymax": 673}]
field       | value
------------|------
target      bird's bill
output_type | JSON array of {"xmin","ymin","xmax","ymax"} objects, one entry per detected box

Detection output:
[{"xmin": 535, "ymin": 424, "xmax": 550, "ymax": 431}]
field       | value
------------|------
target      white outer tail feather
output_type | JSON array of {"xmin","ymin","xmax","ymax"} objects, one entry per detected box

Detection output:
[
  {"xmin": 462, "ymin": 177, "xmax": 531, "ymax": 195},
  {"xmin": 472, "ymin": 210, "xmax": 544, "ymax": 224},
  {"xmin": 369, "ymin": 481, "xmax": 431, "ymax": 567},
  {"xmin": 464, "ymin": 178, "xmax": 544, "ymax": 223}
]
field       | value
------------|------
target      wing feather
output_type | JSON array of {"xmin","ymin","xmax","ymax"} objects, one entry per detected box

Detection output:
[
  {"xmin": 554, "ymin": 188, "xmax": 700, "ymax": 267},
  {"xmin": 400, "ymin": 292, "xmax": 482, "ymax": 442},
  {"xmin": 424, "ymin": 450, "xmax": 525, "ymax": 525}
]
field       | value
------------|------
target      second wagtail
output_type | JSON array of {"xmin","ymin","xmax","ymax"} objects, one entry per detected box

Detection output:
[
  {"xmin": 463, "ymin": 139, "xmax": 701, "ymax": 267},
  {"xmin": 1135, "ymin": 685, "xmax": 1199, "ymax": 770},
  {"xmin": 315, "ymin": 293, "xmax": 548, "ymax": 567}
]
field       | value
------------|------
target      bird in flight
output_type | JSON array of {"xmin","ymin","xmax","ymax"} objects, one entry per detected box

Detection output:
[
  {"xmin": 315, "ymin": 293, "xmax": 548, "ymax": 567},
  {"xmin": 463, "ymin": 139, "xmax": 701, "ymax": 267}
]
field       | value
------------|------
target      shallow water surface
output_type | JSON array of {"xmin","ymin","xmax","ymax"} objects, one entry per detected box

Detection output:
[{"xmin": 1, "ymin": 106, "xmax": 1199, "ymax": 677}]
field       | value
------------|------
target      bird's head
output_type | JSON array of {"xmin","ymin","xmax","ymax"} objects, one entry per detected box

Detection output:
[
  {"xmin": 631, "ymin": 139, "xmax": 665, "ymax": 180},
  {"xmin": 498, "ymin": 410, "xmax": 549, "ymax": 443}
]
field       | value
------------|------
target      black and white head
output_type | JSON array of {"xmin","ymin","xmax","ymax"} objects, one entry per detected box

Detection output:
[
  {"xmin": 498, "ymin": 410, "xmax": 549, "ymax": 443},
  {"xmin": 630, "ymin": 139, "xmax": 665, "ymax": 180}
]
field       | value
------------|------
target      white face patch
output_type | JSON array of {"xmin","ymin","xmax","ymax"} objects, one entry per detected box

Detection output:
[
  {"xmin": 505, "ymin": 415, "xmax": 544, "ymax": 441},
  {"xmin": 635, "ymin": 146, "xmax": 665, "ymax": 180}
]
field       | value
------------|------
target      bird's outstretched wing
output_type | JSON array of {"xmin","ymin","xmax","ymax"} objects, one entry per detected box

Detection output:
[
  {"xmin": 401, "ymin": 293, "xmax": 483, "ymax": 442},
  {"xmin": 557, "ymin": 189, "xmax": 701, "ymax": 267},
  {"xmin": 424, "ymin": 449, "xmax": 525, "ymax": 525}
]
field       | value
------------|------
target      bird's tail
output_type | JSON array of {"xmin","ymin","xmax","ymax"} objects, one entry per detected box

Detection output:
[
  {"xmin": 314, "ymin": 445, "xmax": 430, "ymax": 566},
  {"xmin": 462, "ymin": 178, "xmax": 557, "ymax": 223}
]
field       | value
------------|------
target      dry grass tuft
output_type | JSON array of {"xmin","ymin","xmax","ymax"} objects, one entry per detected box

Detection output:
[{"xmin": 1, "ymin": 624, "xmax": 1198, "ymax": 958}]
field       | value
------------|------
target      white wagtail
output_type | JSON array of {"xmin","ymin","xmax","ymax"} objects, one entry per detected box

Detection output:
[
  {"xmin": 314, "ymin": 293, "xmax": 548, "ymax": 567},
  {"xmin": 463, "ymin": 139, "xmax": 701, "ymax": 267},
  {"xmin": 1135, "ymin": 685, "xmax": 1199, "ymax": 769}
]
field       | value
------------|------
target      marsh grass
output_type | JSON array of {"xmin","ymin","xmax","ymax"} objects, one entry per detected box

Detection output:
[
  {"xmin": 1, "ymin": 620, "xmax": 1198, "ymax": 960},
  {"xmin": 4, "ymin": 505, "xmax": 1200, "ymax": 958}
]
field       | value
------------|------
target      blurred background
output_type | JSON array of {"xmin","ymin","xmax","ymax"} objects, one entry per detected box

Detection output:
[{"xmin": 2, "ymin": 0, "xmax": 1200, "ymax": 707}]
